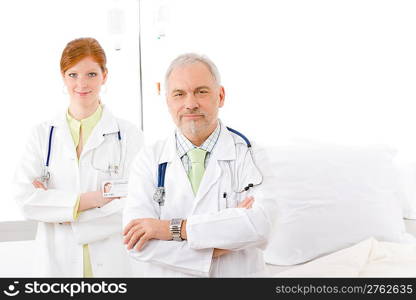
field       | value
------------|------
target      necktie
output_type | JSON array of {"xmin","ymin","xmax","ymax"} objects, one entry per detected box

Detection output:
[{"xmin": 187, "ymin": 148, "xmax": 207, "ymax": 194}]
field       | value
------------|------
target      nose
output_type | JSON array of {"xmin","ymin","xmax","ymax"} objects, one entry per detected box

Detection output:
[
  {"xmin": 77, "ymin": 76, "xmax": 88, "ymax": 89},
  {"xmin": 184, "ymin": 93, "xmax": 199, "ymax": 110}
]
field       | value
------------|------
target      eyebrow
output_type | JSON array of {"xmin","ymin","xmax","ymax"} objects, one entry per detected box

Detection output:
[
  {"xmin": 195, "ymin": 86, "xmax": 211, "ymax": 91},
  {"xmin": 171, "ymin": 89, "xmax": 184, "ymax": 94},
  {"xmin": 66, "ymin": 69, "xmax": 99, "ymax": 73},
  {"xmin": 171, "ymin": 86, "xmax": 211, "ymax": 93}
]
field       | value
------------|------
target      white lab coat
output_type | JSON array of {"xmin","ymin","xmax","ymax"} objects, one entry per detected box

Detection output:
[
  {"xmin": 13, "ymin": 106, "xmax": 143, "ymax": 277},
  {"xmin": 123, "ymin": 123, "xmax": 276, "ymax": 277}
]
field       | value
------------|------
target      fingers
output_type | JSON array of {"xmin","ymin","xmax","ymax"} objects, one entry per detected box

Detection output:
[
  {"xmin": 32, "ymin": 180, "xmax": 47, "ymax": 190},
  {"xmin": 126, "ymin": 229, "xmax": 145, "ymax": 250},
  {"xmin": 238, "ymin": 196, "xmax": 255, "ymax": 209},
  {"xmin": 123, "ymin": 220, "xmax": 139, "ymax": 236},
  {"xmin": 134, "ymin": 234, "xmax": 150, "ymax": 251},
  {"xmin": 124, "ymin": 224, "xmax": 141, "ymax": 245},
  {"xmin": 213, "ymin": 248, "xmax": 231, "ymax": 258},
  {"xmin": 32, "ymin": 180, "xmax": 41, "ymax": 188},
  {"xmin": 100, "ymin": 196, "xmax": 120, "ymax": 207}
]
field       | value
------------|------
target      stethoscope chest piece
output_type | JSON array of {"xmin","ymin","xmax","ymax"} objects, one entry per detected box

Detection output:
[{"xmin": 153, "ymin": 187, "xmax": 165, "ymax": 206}]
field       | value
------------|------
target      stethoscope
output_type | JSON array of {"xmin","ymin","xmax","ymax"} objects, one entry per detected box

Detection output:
[
  {"xmin": 40, "ymin": 125, "xmax": 122, "ymax": 184},
  {"xmin": 153, "ymin": 127, "xmax": 263, "ymax": 206}
]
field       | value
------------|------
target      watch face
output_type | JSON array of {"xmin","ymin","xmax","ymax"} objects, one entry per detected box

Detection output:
[{"xmin": 171, "ymin": 218, "xmax": 181, "ymax": 226}]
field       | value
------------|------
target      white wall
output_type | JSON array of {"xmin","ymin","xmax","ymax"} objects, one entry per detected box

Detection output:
[{"xmin": 140, "ymin": 0, "xmax": 416, "ymax": 158}]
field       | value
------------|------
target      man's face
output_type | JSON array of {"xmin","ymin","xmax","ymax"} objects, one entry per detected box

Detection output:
[{"xmin": 166, "ymin": 62, "xmax": 224, "ymax": 137}]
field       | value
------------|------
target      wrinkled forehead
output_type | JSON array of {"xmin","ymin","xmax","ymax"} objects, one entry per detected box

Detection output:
[{"xmin": 167, "ymin": 62, "xmax": 217, "ymax": 91}]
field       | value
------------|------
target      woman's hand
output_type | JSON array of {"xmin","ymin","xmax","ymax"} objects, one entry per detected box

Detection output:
[
  {"xmin": 32, "ymin": 180, "xmax": 47, "ymax": 190},
  {"xmin": 79, "ymin": 191, "xmax": 119, "ymax": 212}
]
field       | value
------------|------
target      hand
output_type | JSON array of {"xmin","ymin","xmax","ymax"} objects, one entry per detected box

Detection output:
[
  {"xmin": 123, "ymin": 218, "xmax": 171, "ymax": 251},
  {"xmin": 238, "ymin": 196, "xmax": 255, "ymax": 209},
  {"xmin": 32, "ymin": 180, "xmax": 47, "ymax": 190},
  {"xmin": 213, "ymin": 248, "xmax": 231, "ymax": 258},
  {"xmin": 79, "ymin": 191, "xmax": 119, "ymax": 212}
]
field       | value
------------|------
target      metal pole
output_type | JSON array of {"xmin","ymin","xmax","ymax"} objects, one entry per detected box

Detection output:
[{"xmin": 138, "ymin": 0, "xmax": 144, "ymax": 131}]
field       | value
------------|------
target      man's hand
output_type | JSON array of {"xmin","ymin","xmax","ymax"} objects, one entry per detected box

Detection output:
[
  {"xmin": 213, "ymin": 196, "xmax": 256, "ymax": 258},
  {"xmin": 123, "ymin": 197, "xmax": 256, "ymax": 255},
  {"xmin": 123, "ymin": 218, "xmax": 171, "ymax": 251},
  {"xmin": 238, "ymin": 196, "xmax": 254, "ymax": 209}
]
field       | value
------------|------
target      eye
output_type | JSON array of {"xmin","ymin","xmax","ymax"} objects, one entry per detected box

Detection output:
[
  {"xmin": 196, "ymin": 89, "xmax": 209, "ymax": 95},
  {"xmin": 88, "ymin": 72, "xmax": 97, "ymax": 77},
  {"xmin": 173, "ymin": 92, "xmax": 183, "ymax": 97},
  {"xmin": 68, "ymin": 73, "xmax": 77, "ymax": 78}
]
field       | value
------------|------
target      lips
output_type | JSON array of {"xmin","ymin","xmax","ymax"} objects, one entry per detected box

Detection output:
[
  {"xmin": 181, "ymin": 114, "xmax": 204, "ymax": 119},
  {"xmin": 75, "ymin": 91, "xmax": 91, "ymax": 96}
]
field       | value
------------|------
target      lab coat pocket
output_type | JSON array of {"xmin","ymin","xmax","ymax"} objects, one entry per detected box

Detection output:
[
  {"xmin": 92, "ymin": 139, "xmax": 123, "ymax": 179},
  {"xmin": 226, "ymin": 191, "xmax": 239, "ymax": 208}
]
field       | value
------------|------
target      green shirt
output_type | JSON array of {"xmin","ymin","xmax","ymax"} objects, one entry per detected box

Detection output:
[{"xmin": 66, "ymin": 104, "xmax": 103, "ymax": 278}]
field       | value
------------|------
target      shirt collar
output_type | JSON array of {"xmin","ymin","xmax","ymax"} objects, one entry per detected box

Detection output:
[
  {"xmin": 66, "ymin": 104, "xmax": 102, "ymax": 128},
  {"xmin": 175, "ymin": 120, "xmax": 221, "ymax": 158},
  {"xmin": 66, "ymin": 104, "xmax": 103, "ymax": 145}
]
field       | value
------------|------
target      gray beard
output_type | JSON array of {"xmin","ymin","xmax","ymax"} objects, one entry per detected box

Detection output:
[
  {"xmin": 181, "ymin": 120, "xmax": 201, "ymax": 136},
  {"xmin": 188, "ymin": 120, "xmax": 197, "ymax": 135}
]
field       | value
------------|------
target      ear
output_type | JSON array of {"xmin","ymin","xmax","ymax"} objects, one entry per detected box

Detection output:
[
  {"xmin": 61, "ymin": 72, "xmax": 68, "ymax": 90},
  {"xmin": 102, "ymin": 70, "xmax": 108, "ymax": 85},
  {"xmin": 218, "ymin": 86, "xmax": 225, "ymax": 108}
]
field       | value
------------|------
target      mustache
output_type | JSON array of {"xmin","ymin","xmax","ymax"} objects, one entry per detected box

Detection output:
[{"xmin": 179, "ymin": 109, "xmax": 206, "ymax": 117}]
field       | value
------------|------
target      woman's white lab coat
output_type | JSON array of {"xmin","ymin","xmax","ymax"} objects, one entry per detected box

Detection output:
[
  {"xmin": 13, "ymin": 106, "xmax": 143, "ymax": 277},
  {"xmin": 123, "ymin": 123, "xmax": 276, "ymax": 277}
]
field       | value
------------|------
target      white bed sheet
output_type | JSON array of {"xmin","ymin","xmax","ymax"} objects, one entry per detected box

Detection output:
[
  {"xmin": 272, "ymin": 237, "xmax": 416, "ymax": 277},
  {"xmin": 265, "ymin": 220, "xmax": 416, "ymax": 277}
]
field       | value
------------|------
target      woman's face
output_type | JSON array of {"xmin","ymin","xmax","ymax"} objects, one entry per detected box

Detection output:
[
  {"xmin": 63, "ymin": 56, "xmax": 107, "ymax": 107},
  {"xmin": 104, "ymin": 183, "xmax": 112, "ymax": 193}
]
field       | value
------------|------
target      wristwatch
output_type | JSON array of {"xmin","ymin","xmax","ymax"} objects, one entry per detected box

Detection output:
[{"xmin": 169, "ymin": 218, "xmax": 183, "ymax": 241}]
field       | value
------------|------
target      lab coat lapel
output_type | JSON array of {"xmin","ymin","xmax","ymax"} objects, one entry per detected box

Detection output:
[
  {"xmin": 160, "ymin": 133, "xmax": 195, "ymax": 212},
  {"xmin": 50, "ymin": 111, "xmax": 77, "ymax": 160},
  {"xmin": 81, "ymin": 106, "xmax": 119, "ymax": 157},
  {"xmin": 191, "ymin": 126, "xmax": 236, "ymax": 212}
]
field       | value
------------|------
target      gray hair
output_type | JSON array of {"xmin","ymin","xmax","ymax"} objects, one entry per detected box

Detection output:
[{"xmin": 164, "ymin": 53, "xmax": 221, "ymax": 90}]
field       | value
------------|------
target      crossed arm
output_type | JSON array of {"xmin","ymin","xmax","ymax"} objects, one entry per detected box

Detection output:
[
  {"xmin": 32, "ymin": 180, "xmax": 119, "ymax": 212},
  {"xmin": 122, "ymin": 196, "xmax": 255, "ymax": 258}
]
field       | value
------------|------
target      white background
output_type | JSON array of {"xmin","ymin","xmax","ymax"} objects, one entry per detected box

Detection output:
[
  {"xmin": 0, "ymin": 0, "xmax": 142, "ymax": 220},
  {"xmin": 2, "ymin": 0, "xmax": 416, "ymax": 221}
]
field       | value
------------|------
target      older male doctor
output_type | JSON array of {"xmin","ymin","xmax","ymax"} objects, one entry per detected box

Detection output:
[{"xmin": 123, "ymin": 53, "xmax": 275, "ymax": 277}]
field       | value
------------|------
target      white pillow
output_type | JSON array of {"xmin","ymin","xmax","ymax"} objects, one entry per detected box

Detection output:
[
  {"xmin": 263, "ymin": 142, "xmax": 414, "ymax": 266},
  {"xmin": 394, "ymin": 160, "xmax": 416, "ymax": 219}
]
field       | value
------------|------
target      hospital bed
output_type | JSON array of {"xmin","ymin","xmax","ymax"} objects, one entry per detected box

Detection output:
[
  {"xmin": 260, "ymin": 142, "xmax": 416, "ymax": 278},
  {"xmin": 265, "ymin": 219, "xmax": 416, "ymax": 277}
]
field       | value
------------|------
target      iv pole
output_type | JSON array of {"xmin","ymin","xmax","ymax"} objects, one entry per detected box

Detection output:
[{"xmin": 138, "ymin": 0, "xmax": 144, "ymax": 131}]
